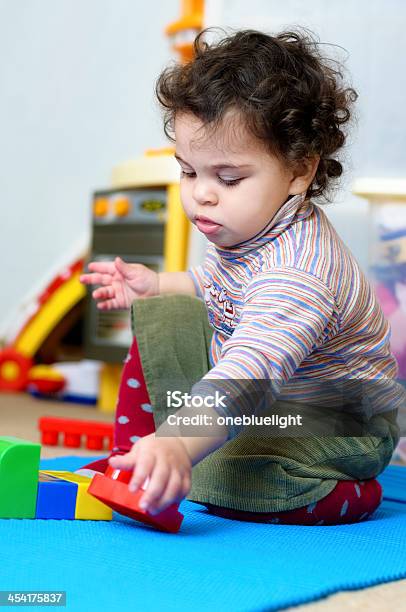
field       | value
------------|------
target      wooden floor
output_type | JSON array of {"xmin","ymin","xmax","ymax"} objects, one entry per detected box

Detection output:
[{"xmin": 1, "ymin": 391, "xmax": 405, "ymax": 610}]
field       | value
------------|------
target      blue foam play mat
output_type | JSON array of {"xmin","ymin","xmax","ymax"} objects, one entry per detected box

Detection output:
[{"xmin": 0, "ymin": 456, "xmax": 405, "ymax": 611}]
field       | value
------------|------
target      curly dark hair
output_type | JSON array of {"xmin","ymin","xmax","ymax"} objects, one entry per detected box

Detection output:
[{"xmin": 155, "ymin": 28, "xmax": 358, "ymax": 201}]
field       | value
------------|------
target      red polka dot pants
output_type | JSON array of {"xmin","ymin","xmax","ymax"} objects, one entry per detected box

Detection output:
[
  {"xmin": 205, "ymin": 478, "xmax": 383, "ymax": 525},
  {"xmin": 81, "ymin": 336, "xmax": 155, "ymax": 473},
  {"xmin": 88, "ymin": 336, "xmax": 384, "ymax": 525},
  {"xmin": 113, "ymin": 335, "xmax": 156, "ymax": 452}
]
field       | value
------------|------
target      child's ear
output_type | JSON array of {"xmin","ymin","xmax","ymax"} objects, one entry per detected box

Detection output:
[{"xmin": 288, "ymin": 156, "xmax": 320, "ymax": 195}]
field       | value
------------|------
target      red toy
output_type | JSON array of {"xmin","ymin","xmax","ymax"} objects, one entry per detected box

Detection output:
[
  {"xmin": 0, "ymin": 347, "xmax": 32, "ymax": 391},
  {"xmin": 88, "ymin": 465, "xmax": 184, "ymax": 533},
  {"xmin": 38, "ymin": 416, "xmax": 113, "ymax": 450}
]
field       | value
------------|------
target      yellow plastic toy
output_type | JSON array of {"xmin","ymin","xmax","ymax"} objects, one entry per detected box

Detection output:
[{"xmin": 0, "ymin": 260, "xmax": 85, "ymax": 392}]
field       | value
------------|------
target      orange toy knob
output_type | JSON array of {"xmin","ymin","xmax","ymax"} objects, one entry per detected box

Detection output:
[
  {"xmin": 114, "ymin": 197, "xmax": 131, "ymax": 217},
  {"xmin": 93, "ymin": 197, "xmax": 109, "ymax": 217}
]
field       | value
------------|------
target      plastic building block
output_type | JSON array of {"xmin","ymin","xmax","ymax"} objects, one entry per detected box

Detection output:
[
  {"xmin": 36, "ymin": 472, "xmax": 77, "ymax": 519},
  {"xmin": 41, "ymin": 471, "xmax": 112, "ymax": 520},
  {"xmin": 88, "ymin": 466, "xmax": 184, "ymax": 533},
  {"xmin": 76, "ymin": 448, "xmax": 128, "ymax": 476},
  {"xmin": 0, "ymin": 436, "xmax": 41, "ymax": 518},
  {"xmin": 38, "ymin": 416, "xmax": 113, "ymax": 450}
]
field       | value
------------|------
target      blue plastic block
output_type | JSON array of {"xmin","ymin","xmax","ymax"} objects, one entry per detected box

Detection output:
[{"xmin": 35, "ymin": 472, "xmax": 78, "ymax": 519}]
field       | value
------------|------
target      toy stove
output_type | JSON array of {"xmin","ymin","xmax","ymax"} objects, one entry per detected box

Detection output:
[{"xmin": 83, "ymin": 187, "xmax": 167, "ymax": 362}]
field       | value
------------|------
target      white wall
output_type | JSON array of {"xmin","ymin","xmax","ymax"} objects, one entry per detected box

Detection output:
[
  {"xmin": 2, "ymin": 0, "xmax": 405, "ymax": 334},
  {"xmin": 0, "ymin": 0, "xmax": 178, "ymax": 334},
  {"xmin": 205, "ymin": 0, "xmax": 406, "ymax": 268}
]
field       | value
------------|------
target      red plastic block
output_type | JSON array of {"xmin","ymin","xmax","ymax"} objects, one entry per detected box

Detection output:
[
  {"xmin": 38, "ymin": 416, "xmax": 113, "ymax": 450},
  {"xmin": 88, "ymin": 466, "xmax": 184, "ymax": 533}
]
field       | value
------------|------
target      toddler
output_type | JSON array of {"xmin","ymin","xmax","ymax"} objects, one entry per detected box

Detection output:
[{"xmin": 80, "ymin": 29, "xmax": 402, "ymax": 525}]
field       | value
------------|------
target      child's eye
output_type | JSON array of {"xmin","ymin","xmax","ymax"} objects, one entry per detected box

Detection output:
[
  {"xmin": 218, "ymin": 177, "xmax": 242, "ymax": 187},
  {"xmin": 180, "ymin": 170, "xmax": 196, "ymax": 179},
  {"xmin": 180, "ymin": 170, "xmax": 242, "ymax": 188}
]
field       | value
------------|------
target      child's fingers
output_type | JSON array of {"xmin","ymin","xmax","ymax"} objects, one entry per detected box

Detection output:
[
  {"xmin": 80, "ymin": 272, "xmax": 113, "ymax": 287},
  {"xmin": 92, "ymin": 286, "xmax": 114, "ymax": 300},
  {"xmin": 80, "ymin": 270, "xmax": 114, "ymax": 286},
  {"xmin": 91, "ymin": 283, "xmax": 127, "ymax": 309},
  {"xmin": 79, "ymin": 273, "xmax": 96, "ymax": 285},
  {"xmin": 108, "ymin": 453, "xmax": 136, "ymax": 471},
  {"xmin": 148, "ymin": 471, "xmax": 185, "ymax": 515},
  {"xmin": 114, "ymin": 257, "xmax": 133, "ymax": 278},
  {"xmin": 108, "ymin": 452, "xmax": 156, "ymax": 493},
  {"xmin": 138, "ymin": 461, "xmax": 170, "ymax": 510},
  {"xmin": 128, "ymin": 454, "xmax": 156, "ymax": 493},
  {"xmin": 87, "ymin": 261, "xmax": 116, "ymax": 274},
  {"xmin": 96, "ymin": 298, "xmax": 119, "ymax": 310},
  {"xmin": 112, "ymin": 280, "xmax": 129, "ymax": 308}
]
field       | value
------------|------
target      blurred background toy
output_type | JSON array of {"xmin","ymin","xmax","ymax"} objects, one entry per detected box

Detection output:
[
  {"xmin": 353, "ymin": 179, "xmax": 406, "ymax": 461},
  {"xmin": 0, "ymin": 0, "xmax": 206, "ymax": 416}
]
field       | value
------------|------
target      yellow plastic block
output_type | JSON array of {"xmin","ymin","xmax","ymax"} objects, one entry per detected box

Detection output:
[
  {"xmin": 41, "ymin": 471, "xmax": 112, "ymax": 521},
  {"xmin": 98, "ymin": 363, "xmax": 122, "ymax": 414}
]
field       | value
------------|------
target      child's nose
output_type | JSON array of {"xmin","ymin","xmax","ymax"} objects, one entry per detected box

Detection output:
[{"xmin": 192, "ymin": 180, "xmax": 218, "ymax": 205}]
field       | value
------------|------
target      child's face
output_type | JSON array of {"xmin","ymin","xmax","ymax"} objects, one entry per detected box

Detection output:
[{"xmin": 174, "ymin": 112, "xmax": 303, "ymax": 248}]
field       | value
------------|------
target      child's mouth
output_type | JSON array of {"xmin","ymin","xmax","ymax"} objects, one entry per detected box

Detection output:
[{"xmin": 195, "ymin": 217, "xmax": 222, "ymax": 235}]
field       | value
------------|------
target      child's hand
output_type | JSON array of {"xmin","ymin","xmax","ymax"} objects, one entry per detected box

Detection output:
[
  {"xmin": 80, "ymin": 257, "xmax": 159, "ymax": 309},
  {"xmin": 108, "ymin": 433, "xmax": 192, "ymax": 515}
]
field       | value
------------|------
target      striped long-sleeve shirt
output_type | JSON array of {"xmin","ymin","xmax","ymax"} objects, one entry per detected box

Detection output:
[{"xmin": 188, "ymin": 193, "xmax": 402, "ymax": 439}]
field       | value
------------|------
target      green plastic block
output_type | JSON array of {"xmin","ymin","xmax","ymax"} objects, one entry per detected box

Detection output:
[{"xmin": 0, "ymin": 436, "xmax": 41, "ymax": 518}]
